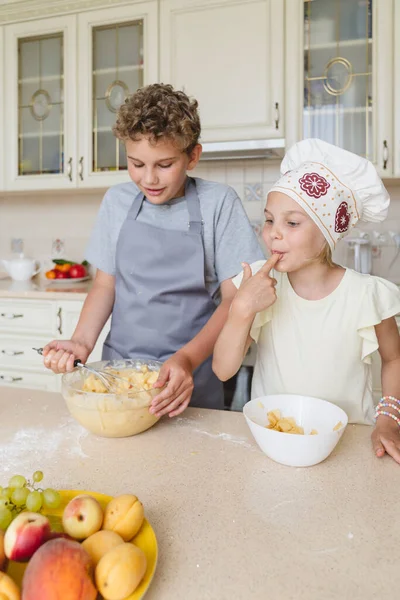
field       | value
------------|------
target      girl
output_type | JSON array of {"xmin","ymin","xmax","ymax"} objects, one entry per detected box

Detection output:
[{"xmin": 213, "ymin": 139, "xmax": 400, "ymax": 464}]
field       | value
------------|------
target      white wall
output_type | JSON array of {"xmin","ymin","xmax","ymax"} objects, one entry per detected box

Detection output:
[{"xmin": 1, "ymin": 160, "xmax": 400, "ymax": 283}]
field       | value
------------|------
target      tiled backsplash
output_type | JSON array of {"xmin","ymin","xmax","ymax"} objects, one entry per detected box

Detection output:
[{"xmin": 0, "ymin": 159, "xmax": 399, "ymax": 283}]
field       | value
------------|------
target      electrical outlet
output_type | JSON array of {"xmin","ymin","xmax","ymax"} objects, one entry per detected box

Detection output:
[{"xmin": 11, "ymin": 238, "xmax": 23, "ymax": 254}]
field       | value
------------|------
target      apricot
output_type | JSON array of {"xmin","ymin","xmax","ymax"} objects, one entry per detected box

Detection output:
[
  {"xmin": 102, "ymin": 495, "xmax": 144, "ymax": 541},
  {"xmin": 21, "ymin": 538, "xmax": 96, "ymax": 600},
  {"xmin": 82, "ymin": 530, "xmax": 124, "ymax": 566},
  {"xmin": 0, "ymin": 572, "xmax": 20, "ymax": 600},
  {"xmin": 95, "ymin": 543, "xmax": 147, "ymax": 600}
]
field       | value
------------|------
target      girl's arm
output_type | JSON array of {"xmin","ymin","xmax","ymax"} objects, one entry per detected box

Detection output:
[
  {"xmin": 371, "ymin": 316, "xmax": 400, "ymax": 463},
  {"xmin": 42, "ymin": 269, "xmax": 115, "ymax": 373}
]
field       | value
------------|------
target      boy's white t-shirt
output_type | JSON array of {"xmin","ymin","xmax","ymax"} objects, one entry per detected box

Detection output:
[{"xmin": 233, "ymin": 262, "xmax": 400, "ymax": 425}]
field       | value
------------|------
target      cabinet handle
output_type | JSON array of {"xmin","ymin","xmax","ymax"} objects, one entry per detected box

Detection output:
[
  {"xmin": 79, "ymin": 156, "xmax": 84, "ymax": 181},
  {"xmin": 0, "ymin": 374, "xmax": 23, "ymax": 383},
  {"xmin": 274, "ymin": 102, "xmax": 280, "ymax": 130},
  {"xmin": 383, "ymin": 140, "xmax": 389, "ymax": 170},
  {"xmin": 1, "ymin": 350, "xmax": 24, "ymax": 356},
  {"xmin": 67, "ymin": 157, "xmax": 73, "ymax": 182},
  {"xmin": 0, "ymin": 313, "xmax": 23, "ymax": 319},
  {"xmin": 57, "ymin": 307, "xmax": 62, "ymax": 335}
]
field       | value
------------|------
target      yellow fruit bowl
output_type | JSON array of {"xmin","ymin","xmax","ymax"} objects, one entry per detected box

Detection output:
[{"xmin": 7, "ymin": 489, "xmax": 158, "ymax": 599}]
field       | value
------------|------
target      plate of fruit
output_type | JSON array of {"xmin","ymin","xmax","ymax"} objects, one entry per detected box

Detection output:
[
  {"xmin": 0, "ymin": 471, "xmax": 158, "ymax": 599},
  {"xmin": 45, "ymin": 259, "xmax": 91, "ymax": 283}
]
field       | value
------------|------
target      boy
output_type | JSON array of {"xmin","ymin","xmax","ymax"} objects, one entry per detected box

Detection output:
[{"xmin": 43, "ymin": 84, "xmax": 264, "ymax": 417}]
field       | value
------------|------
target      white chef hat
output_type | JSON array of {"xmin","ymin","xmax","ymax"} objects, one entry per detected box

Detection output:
[{"xmin": 269, "ymin": 139, "xmax": 390, "ymax": 249}]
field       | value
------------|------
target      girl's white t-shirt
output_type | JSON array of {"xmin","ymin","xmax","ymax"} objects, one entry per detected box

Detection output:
[{"xmin": 233, "ymin": 263, "xmax": 400, "ymax": 425}]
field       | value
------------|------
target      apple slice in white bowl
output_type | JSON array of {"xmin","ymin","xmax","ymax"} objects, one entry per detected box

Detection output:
[{"xmin": 243, "ymin": 394, "xmax": 348, "ymax": 467}]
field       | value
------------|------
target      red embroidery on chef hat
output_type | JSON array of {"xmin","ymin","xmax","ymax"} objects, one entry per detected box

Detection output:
[
  {"xmin": 299, "ymin": 172, "xmax": 330, "ymax": 199},
  {"xmin": 335, "ymin": 201, "xmax": 351, "ymax": 233}
]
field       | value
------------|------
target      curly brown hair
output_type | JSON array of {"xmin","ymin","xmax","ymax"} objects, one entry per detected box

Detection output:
[{"xmin": 113, "ymin": 83, "xmax": 201, "ymax": 154}]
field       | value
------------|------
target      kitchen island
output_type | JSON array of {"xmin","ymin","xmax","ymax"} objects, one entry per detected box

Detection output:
[{"xmin": 1, "ymin": 387, "xmax": 399, "ymax": 600}]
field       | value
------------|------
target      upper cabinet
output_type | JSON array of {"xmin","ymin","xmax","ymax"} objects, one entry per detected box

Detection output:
[
  {"xmin": 0, "ymin": 26, "xmax": 4, "ymax": 191},
  {"xmin": 3, "ymin": 2, "xmax": 158, "ymax": 192},
  {"xmin": 394, "ymin": 0, "xmax": 400, "ymax": 177},
  {"xmin": 285, "ymin": 0, "xmax": 395, "ymax": 177},
  {"xmin": 77, "ymin": 3, "xmax": 158, "ymax": 188},
  {"xmin": 159, "ymin": 0, "xmax": 285, "ymax": 143},
  {"xmin": 4, "ymin": 15, "xmax": 77, "ymax": 191}
]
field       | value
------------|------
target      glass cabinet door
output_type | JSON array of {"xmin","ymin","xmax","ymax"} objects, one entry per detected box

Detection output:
[
  {"xmin": 18, "ymin": 33, "xmax": 64, "ymax": 176},
  {"xmin": 77, "ymin": 2, "xmax": 158, "ymax": 188},
  {"xmin": 4, "ymin": 15, "xmax": 77, "ymax": 191},
  {"xmin": 303, "ymin": 0, "xmax": 373, "ymax": 159},
  {"xmin": 92, "ymin": 20, "xmax": 143, "ymax": 173}
]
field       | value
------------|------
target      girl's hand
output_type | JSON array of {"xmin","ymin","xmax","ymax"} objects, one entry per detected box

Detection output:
[
  {"xmin": 42, "ymin": 340, "xmax": 91, "ymax": 374},
  {"xmin": 371, "ymin": 417, "xmax": 400, "ymax": 464},
  {"xmin": 231, "ymin": 254, "xmax": 281, "ymax": 319},
  {"xmin": 149, "ymin": 353, "xmax": 194, "ymax": 418}
]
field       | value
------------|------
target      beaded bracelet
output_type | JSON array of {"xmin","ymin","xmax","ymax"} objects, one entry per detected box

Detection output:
[
  {"xmin": 375, "ymin": 410, "xmax": 400, "ymax": 427},
  {"xmin": 381, "ymin": 395, "xmax": 400, "ymax": 406},
  {"xmin": 376, "ymin": 402, "xmax": 400, "ymax": 415}
]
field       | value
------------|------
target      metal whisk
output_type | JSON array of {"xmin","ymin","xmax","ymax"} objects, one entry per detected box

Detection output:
[{"xmin": 33, "ymin": 348, "xmax": 137, "ymax": 392}]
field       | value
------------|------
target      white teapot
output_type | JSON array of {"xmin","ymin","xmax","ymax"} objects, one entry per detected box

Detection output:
[{"xmin": 1, "ymin": 255, "xmax": 41, "ymax": 281}]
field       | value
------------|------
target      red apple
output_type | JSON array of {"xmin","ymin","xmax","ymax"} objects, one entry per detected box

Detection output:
[
  {"xmin": 62, "ymin": 495, "xmax": 103, "ymax": 540},
  {"xmin": 4, "ymin": 512, "xmax": 51, "ymax": 562},
  {"xmin": 69, "ymin": 264, "xmax": 86, "ymax": 279}
]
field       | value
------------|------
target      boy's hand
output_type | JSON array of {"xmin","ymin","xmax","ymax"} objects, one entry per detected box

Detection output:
[
  {"xmin": 149, "ymin": 353, "xmax": 194, "ymax": 418},
  {"xmin": 42, "ymin": 340, "xmax": 91, "ymax": 374},
  {"xmin": 231, "ymin": 253, "xmax": 281, "ymax": 319},
  {"xmin": 371, "ymin": 417, "xmax": 400, "ymax": 464}
]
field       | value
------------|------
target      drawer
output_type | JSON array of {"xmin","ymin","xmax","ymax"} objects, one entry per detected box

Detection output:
[
  {"xmin": 0, "ymin": 299, "xmax": 60, "ymax": 336},
  {"xmin": 0, "ymin": 336, "xmax": 49, "ymax": 369},
  {"xmin": 0, "ymin": 368, "xmax": 59, "ymax": 391}
]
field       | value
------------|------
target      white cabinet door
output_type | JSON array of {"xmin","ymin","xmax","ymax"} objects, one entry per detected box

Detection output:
[
  {"xmin": 160, "ymin": 0, "xmax": 284, "ymax": 143},
  {"xmin": 4, "ymin": 15, "xmax": 77, "ymax": 191},
  {"xmin": 77, "ymin": 2, "xmax": 158, "ymax": 189}
]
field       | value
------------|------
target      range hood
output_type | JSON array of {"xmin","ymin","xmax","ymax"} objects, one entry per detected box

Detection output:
[{"xmin": 200, "ymin": 138, "xmax": 285, "ymax": 161}]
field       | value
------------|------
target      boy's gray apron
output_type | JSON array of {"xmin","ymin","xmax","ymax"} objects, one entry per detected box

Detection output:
[{"xmin": 103, "ymin": 177, "xmax": 224, "ymax": 409}]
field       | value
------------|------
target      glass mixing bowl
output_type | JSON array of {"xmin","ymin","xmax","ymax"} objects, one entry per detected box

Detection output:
[{"xmin": 61, "ymin": 359, "xmax": 164, "ymax": 438}]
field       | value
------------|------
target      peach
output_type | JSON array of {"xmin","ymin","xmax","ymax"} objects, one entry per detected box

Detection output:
[
  {"xmin": 102, "ymin": 495, "xmax": 144, "ymax": 541},
  {"xmin": 0, "ymin": 572, "xmax": 20, "ymax": 600},
  {"xmin": 4, "ymin": 513, "xmax": 50, "ymax": 562},
  {"xmin": 62, "ymin": 495, "xmax": 103, "ymax": 540},
  {"xmin": 82, "ymin": 530, "xmax": 124, "ymax": 567},
  {"xmin": 0, "ymin": 531, "xmax": 6, "ymax": 571},
  {"xmin": 21, "ymin": 538, "xmax": 96, "ymax": 600},
  {"xmin": 95, "ymin": 543, "xmax": 147, "ymax": 600}
]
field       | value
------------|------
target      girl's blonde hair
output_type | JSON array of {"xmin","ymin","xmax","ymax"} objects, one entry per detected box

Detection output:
[{"xmin": 317, "ymin": 242, "xmax": 335, "ymax": 267}]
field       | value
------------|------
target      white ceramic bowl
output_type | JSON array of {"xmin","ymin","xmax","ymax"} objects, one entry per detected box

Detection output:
[{"xmin": 243, "ymin": 394, "xmax": 348, "ymax": 467}]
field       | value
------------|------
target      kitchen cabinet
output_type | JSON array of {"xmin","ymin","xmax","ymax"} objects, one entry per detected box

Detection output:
[
  {"xmin": 285, "ymin": 0, "xmax": 395, "ymax": 177},
  {"xmin": 394, "ymin": 0, "xmax": 400, "ymax": 177},
  {"xmin": 159, "ymin": 0, "xmax": 284, "ymax": 143},
  {"xmin": 3, "ymin": 2, "xmax": 158, "ymax": 192},
  {"xmin": 0, "ymin": 297, "xmax": 109, "ymax": 391}
]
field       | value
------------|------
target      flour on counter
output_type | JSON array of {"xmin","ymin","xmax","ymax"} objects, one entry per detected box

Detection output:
[{"xmin": 0, "ymin": 417, "xmax": 89, "ymax": 471}]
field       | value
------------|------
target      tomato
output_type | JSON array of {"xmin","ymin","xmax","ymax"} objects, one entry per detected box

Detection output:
[
  {"xmin": 69, "ymin": 264, "xmax": 87, "ymax": 279},
  {"xmin": 45, "ymin": 269, "xmax": 57, "ymax": 279},
  {"xmin": 55, "ymin": 270, "xmax": 70, "ymax": 279}
]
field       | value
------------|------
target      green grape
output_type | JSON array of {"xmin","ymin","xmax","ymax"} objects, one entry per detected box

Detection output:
[
  {"xmin": 1, "ymin": 487, "xmax": 12, "ymax": 500},
  {"xmin": 11, "ymin": 486, "xmax": 29, "ymax": 507},
  {"xmin": 26, "ymin": 490, "xmax": 43, "ymax": 512},
  {"xmin": 0, "ymin": 507, "xmax": 12, "ymax": 530},
  {"xmin": 42, "ymin": 488, "xmax": 61, "ymax": 509},
  {"xmin": 8, "ymin": 475, "xmax": 26, "ymax": 489},
  {"xmin": 0, "ymin": 498, "xmax": 8, "ymax": 510},
  {"xmin": 32, "ymin": 470, "xmax": 44, "ymax": 483}
]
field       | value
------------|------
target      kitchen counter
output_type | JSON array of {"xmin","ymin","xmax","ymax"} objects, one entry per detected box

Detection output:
[
  {"xmin": 1, "ymin": 388, "xmax": 399, "ymax": 599},
  {"xmin": 0, "ymin": 275, "xmax": 92, "ymax": 300}
]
